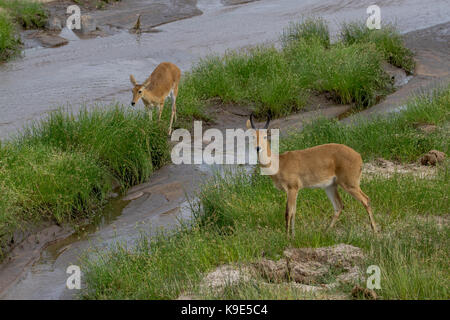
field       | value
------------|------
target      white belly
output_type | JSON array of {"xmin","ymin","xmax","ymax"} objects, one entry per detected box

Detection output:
[{"xmin": 308, "ymin": 177, "xmax": 336, "ymax": 189}]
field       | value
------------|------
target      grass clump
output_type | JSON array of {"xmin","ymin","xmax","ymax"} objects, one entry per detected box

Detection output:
[
  {"xmin": 0, "ymin": 0, "xmax": 48, "ymax": 61},
  {"xmin": 185, "ymin": 45, "xmax": 307, "ymax": 118},
  {"xmin": 81, "ymin": 87, "xmax": 449, "ymax": 300},
  {"xmin": 285, "ymin": 39, "xmax": 390, "ymax": 107},
  {"xmin": 281, "ymin": 17, "xmax": 330, "ymax": 48},
  {"xmin": 0, "ymin": 9, "xmax": 20, "ymax": 61},
  {"xmin": 179, "ymin": 18, "xmax": 413, "ymax": 119},
  {"xmin": 0, "ymin": 144, "xmax": 110, "ymax": 223},
  {"xmin": 341, "ymin": 22, "xmax": 415, "ymax": 74},
  {"xmin": 0, "ymin": 106, "xmax": 169, "ymax": 259},
  {"xmin": 0, "ymin": 0, "xmax": 47, "ymax": 29},
  {"xmin": 19, "ymin": 106, "xmax": 169, "ymax": 188}
]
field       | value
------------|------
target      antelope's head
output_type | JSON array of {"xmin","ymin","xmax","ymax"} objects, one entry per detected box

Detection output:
[
  {"xmin": 129, "ymin": 74, "xmax": 145, "ymax": 106},
  {"xmin": 246, "ymin": 113, "xmax": 271, "ymax": 155}
]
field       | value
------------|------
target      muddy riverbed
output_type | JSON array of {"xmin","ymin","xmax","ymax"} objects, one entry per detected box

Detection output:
[{"xmin": 0, "ymin": 0, "xmax": 449, "ymax": 300}]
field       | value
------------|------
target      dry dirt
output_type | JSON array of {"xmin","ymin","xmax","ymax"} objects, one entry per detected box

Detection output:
[
  {"xmin": 181, "ymin": 244, "xmax": 366, "ymax": 299},
  {"xmin": 363, "ymin": 158, "xmax": 439, "ymax": 179}
]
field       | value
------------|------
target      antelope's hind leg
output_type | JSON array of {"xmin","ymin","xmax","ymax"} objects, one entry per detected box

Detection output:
[
  {"xmin": 341, "ymin": 184, "xmax": 378, "ymax": 233},
  {"xmin": 325, "ymin": 184, "xmax": 343, "ymax": 230}
]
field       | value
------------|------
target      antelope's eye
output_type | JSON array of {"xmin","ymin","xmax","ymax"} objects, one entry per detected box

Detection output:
[{"xmin": 138, "ymin": 90, "xmax": 142, "ymax": 94}]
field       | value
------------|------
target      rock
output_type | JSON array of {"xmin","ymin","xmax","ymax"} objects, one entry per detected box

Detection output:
[
  {"xmin": 351, "ymin": 285, "xmax": 378, "ymax": 300},
  {"xmin": 420, "ymin": 150, "xmax": 446, "ymax": 166},
  {"xmin": 221, "ymin": 0, "xmax": 259, "ymax": 5},
  {"xmin": 254, "ymin": 244, "xmax": 364, "ymax": 286},
  {"xmin": 35, "ymin": 33, "xmax": 68, "ymax": 48},
  {"xmin": 199, "ymin": 244, "xmax": 365, "ymax": 298},
  {"xmin": 199, "ymin": 265, "xmax": 253, "ymax": 294},
  {"xmin": 253, "ymin": 258, "xmax": 288, "ymax": 281},
  {"xmin": 107, "ymin": 192, "xmax": 119, "ymax": 199},
  {"xmin": 46, "ymin": 16, "xmax": 63, "ymax": 31},
  {"xmin": 336, "ymin": 266, "xmax": 364, "ymax": 284},
  {"xmin": 289, "ymin": 260, "xmax": 329, "ymax": 284},
  {"xmin": 382, "ymin": 61, "xmax": 411, "ymax": 87},
  {"xmin": 374, "ymin": 158, "xmax": 392, "ymax": 168},
  {"xmin": 122, "ymin": 191, "xmax": 144, "ymax": 201},
  {"xmin": 79, "ymin": 15, "xmax": 97, "ymax": 34}
]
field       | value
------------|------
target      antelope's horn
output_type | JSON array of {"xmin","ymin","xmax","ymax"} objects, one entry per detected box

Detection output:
[
  {"xmin": 264, "ymin": 114, "xmax": 271, "ymax": 129},
  {"xmin": 249, "ymin": 113, "xmax": 256, "ymax": 129}
]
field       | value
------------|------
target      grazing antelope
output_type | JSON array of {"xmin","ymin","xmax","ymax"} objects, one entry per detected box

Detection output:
[
  {"xmin": 130, "ymin": 62, "xmax": 181, "ymax": 135},
  {"xmin": 247, "ymin": 114, "xmax": 377, "ymax": 236}
]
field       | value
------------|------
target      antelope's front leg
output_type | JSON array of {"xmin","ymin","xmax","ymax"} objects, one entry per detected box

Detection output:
[
  {"xmin": 143, "ymin": 101, "xmax": 153, "ymax": 121},
  {"xmin": 286, "ymin": 188, "xmax": 299, "ymax": 237},
  {"xmin": 158, "ymin": 103, "xmax": 163, "ymax": 121}
]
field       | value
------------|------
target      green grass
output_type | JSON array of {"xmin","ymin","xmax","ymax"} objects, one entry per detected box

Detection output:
[
  {"xmin": 178, "ymin": 18, "xmax": 409, "ymax": 120},
  {"xmin": 340, "ymin": 22, "xmax": 415, "ymax": 74},
  {"xmin": 0, "ymin": 106, "xmax": 169, "ymax": 259},
  {"xmin": 81, "ymin": 87, "xmax": 449, "ymax": 300},
  {"xmin": 0, "ymin": 0, "xmax": 48, "ymax": 61},
  {"xmin": 184, "ymin": 45, "xmax": 308, "ymax": 118},
  {"xmin": 0, "ymin": 0, "xmax": 47, "ymax": 29},
  {"xmin": 19, "ymin": 106, "xmax": 169, "ymax": 188},
  {"xmin": 282, "ymin": 85, "xmax": 450, "ymax": 162},
  {"xmin": 285, "ymin": 39, "xmax": 390, "ymax": 107},
  {"xmin": 0, "ymin": 10, "xmax": 20, "ymax": 61},
  {"xmin": 281, "ymin": 17, "xmax": 330, "ymax": 48}
]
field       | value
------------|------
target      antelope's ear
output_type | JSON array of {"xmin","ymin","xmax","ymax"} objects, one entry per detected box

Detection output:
[
  {"xmin": 130, "ymin": 74, "xmax": 137, "ymax": 86},
  {"xmin": 246, "ymin": 119, "xmax": 252, "ymax": 129}
]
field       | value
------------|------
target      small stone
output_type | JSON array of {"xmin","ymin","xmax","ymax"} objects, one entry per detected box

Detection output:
[
  {"xmin": 351, "ymin": 285, "xmax": 378, "ymax": 300},
  {"xmin": 46, "ymin": 16, "xmax": 63, "ymax": 31},
  {"xmin": 107, "ymin": 192, "xmax": 119, "ymax": 199},
  {"xmin": 289, "ymin": 260, "xmax": 329, "ymax": 284},
  {"xmin": 253, "ymin": 258, "xmax": 288, "ymax": 281},
  {"xmin": 122, "ymin": 191, "xmax": 144, "ymax": 201},
  {"xmin": 35, "ymin": 33, "xmax": 68, "ymax": 48},
  {"xmin": 199, "ymin": 265, "xmax": 253, "ymax": 294},
  {"xmin": 420, "ymin": 150, "xmax": 446, "ymax": 166},
  {"xmin": 79, "ymin": 15, "xmax": 97, "ymax": 34}
]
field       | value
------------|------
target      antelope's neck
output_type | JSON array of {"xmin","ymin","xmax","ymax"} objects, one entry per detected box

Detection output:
[
  {"xmin": 142, "ymin": 89, "xmax": 156, "ymax": 103},
  {"xmin": 257, "ymin": 144, "xmax": 279, "ymax": 175}
]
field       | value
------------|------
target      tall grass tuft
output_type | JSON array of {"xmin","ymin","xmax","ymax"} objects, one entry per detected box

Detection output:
[
  {"xmin": 285, "ymin": 39, "xmax": 391, "ymax": 107},
  {"xmin": 0, "ymin": 0, "xmax": 47, "ymax": 29},
  {"xmin": 340, "ymin": 22, "xmax": 415, "ymax": 74},
  {"xmin": 0, "ymin": 10, "xmax": 20, "ymax": 61},
  {"xmin": 281, "ymin": 17, "xmax": 330, "ymax": 48},
  {"xmin": 19, "ymin": 106, "xmax": 170, "ymax": 188},
  {"xmin": 186, "ymin": 45, "xmax": 308, "ymax": 118}
]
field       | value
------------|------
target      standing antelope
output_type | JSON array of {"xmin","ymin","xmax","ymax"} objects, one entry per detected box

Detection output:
[
  {"xmin": 130, "ymin": 62, "xmax": 181, "ymax": 135},
  {"xmin": 247, "ymin": 114, "xmax": 377, "ymax": 236}
]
